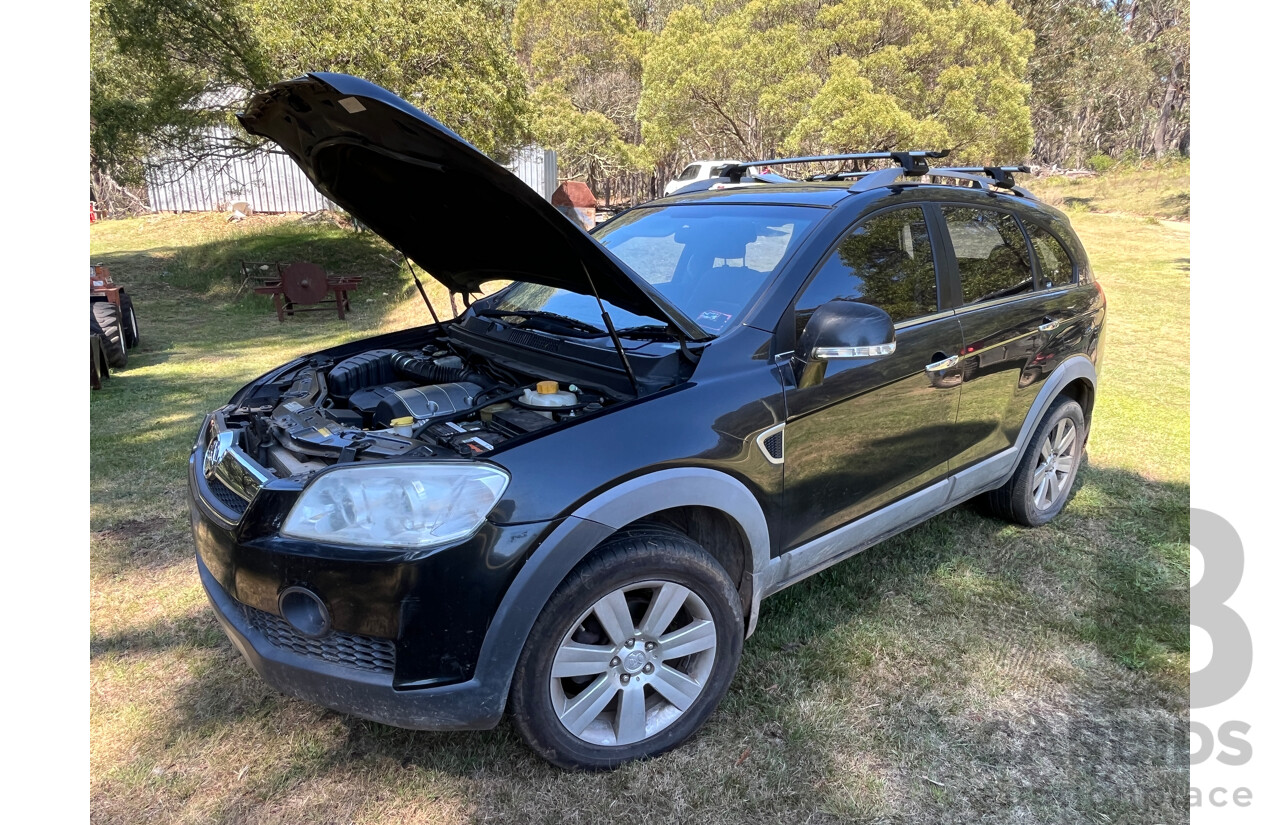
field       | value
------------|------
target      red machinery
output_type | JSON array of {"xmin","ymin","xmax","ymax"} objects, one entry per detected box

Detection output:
[{"xmin": 90, "ymin": 264, "xmax": 140, "ymax": 386}]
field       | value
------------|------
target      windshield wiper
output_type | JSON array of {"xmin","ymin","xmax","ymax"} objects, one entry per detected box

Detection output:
[
  {"xmin": 473, "ymin": 308, "xmax": 606, "ymax": 335},
  {"xmin": 612, "ymin": 324, "xmax": 681, "ymax": 340}
]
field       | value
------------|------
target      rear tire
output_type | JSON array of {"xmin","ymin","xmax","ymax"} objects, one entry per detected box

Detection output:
[
  {"xmin": 92, "ymin": 302, "xmax": 128, "ymax": 368},
  {"xmin": 509, "ymin": 526, "xmax": 743, "ymax": 770},
  {"xmin": 120, "ymin": 293, "xmax": 139, "ymax": 349},
  {"xmin": 985, "ymin": 397, "xmax": 1085, "ymax": 527}
]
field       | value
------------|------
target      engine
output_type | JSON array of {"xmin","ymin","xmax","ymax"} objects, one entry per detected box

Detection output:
[{"xmin": 221, "ymin": 343, "xmax": 606, "ymax": 480}]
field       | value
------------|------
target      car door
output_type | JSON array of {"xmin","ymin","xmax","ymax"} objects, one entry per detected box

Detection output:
[
  {"xmin": 779, "ymin": 205, "xmax": 964, "ymax": 551},
  {"xmin": 936, "ymin": 204, "xmax": 1095, "ymax": 470}
]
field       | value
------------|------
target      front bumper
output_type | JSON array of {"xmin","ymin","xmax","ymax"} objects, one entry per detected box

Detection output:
[
  {"xmin": 187, "ymin": 422, "xmax": 554, "ymax": 730},
  {"xmin": 196, "ymin": 551, "xmax": 506, "ymax": 730}
]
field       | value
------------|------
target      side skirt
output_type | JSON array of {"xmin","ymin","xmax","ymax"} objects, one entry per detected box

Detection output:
[{"xmin": 756, "ymin": 446, "xmax": 1018, "ymax": 602}]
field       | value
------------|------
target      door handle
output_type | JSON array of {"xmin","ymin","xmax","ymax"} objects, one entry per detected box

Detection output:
[
  {"xmin": 1038, "ymin": 317, "xmax": 1061, "ymax": 333},
  {"xmin": 925, "ymin": 354, "xmax": 959, "ymax": 372}
]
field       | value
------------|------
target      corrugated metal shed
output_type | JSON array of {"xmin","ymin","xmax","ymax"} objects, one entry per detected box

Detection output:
[
  {"xmin": 145, "ymin": 134, "xmax": 558, "ymax": 213},
  {"xmin": 145, "ymin": 127, "xmax": 337, "ymax": 213},
  {"xmin": 505, "ymin": 146, "xmax": 559, "ymax": 201}
]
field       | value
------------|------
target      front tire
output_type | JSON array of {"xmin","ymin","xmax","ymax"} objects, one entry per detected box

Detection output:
[
  {"xmin": 986, "ymin": 397, "xmax": 1086, "ymax": 526},
  {"xmin": 509, "ymin": 527, "xmax": 743, "ymax": 770}
]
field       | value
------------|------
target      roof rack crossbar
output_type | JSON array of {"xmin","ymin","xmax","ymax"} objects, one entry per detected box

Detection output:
[
  {"xmin": 666, "ymin": 157, "xmax": 1037, "ymax": 199},
  {"xmin": 929, "ymin": 165, "xmax": 1030, "ymax": 188},
  {"xmin": 724, "ymin": 150, "xmax": 950, "ymax": 183}
]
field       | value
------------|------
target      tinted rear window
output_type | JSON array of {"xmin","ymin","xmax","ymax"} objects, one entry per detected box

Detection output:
[{"xmin": 942, "ymin": 207, "xmax": 1034, "ymax": 304}]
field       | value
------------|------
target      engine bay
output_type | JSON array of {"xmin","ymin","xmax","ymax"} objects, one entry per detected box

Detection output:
[{"xmin": 217, "ymin": 334, "xmax": 611, "ymax": 481}]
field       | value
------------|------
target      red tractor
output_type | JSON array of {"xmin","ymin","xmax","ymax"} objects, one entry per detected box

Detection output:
[{"xmin": 90, "ymin": 264, "xmax": 139, "ymax": 387}]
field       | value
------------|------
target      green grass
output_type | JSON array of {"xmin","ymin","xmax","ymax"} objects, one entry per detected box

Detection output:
[{"xmin": 90, "ymin": 184, "xmax": 1190, "ymax": 824}]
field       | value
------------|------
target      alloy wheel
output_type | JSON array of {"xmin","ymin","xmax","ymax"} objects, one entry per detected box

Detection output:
[
  {"xmin": 549, "ymin": 580, "xmax": 718, "ymax": 747},
  {"xmin": 1032, "ymin": 418, "xmax": 1077, "ymax": 509}
]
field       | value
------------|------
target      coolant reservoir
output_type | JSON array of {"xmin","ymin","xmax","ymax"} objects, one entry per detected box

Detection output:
[{"xmin": 521, "ymin": 381, "xmax": 577, "ymax": 418}]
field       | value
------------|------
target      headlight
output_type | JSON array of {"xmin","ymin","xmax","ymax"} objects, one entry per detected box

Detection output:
[{"xmin": 280, "ymin": 463, "xmax": 509, "ymax": 549}]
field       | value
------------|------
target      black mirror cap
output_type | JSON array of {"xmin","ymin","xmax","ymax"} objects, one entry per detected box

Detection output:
[{"xmin": 799, "ymin": 300, "xmax": 897, "ymax": 361}]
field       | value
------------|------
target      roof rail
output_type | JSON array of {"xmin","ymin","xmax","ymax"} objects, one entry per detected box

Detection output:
[
  {"xmin": 723, "ymin": 150, "xmax": 950, "ymax": 183},
  {"xmin": 927, "ymin": 166, "xmax": 1035, "ymax": 198},
  {"xmin": 930, "ymin": 165, "xmax": 1030, "ymax": 188}
]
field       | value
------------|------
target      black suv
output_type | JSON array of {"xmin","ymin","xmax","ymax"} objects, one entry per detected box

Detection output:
[{"xmin": 189, "ymin": 74, "xmax": 1106, "ymax": 770}]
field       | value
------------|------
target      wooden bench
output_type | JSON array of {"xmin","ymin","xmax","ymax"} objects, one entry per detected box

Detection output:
[{"xmin": 244, "ymin": 261, "xmax": 363, "ymax": 321}]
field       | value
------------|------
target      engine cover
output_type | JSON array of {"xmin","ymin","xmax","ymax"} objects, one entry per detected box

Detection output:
[{"xmin": 373, "ymin": 382, "xmax": 484, "ymax": 427}]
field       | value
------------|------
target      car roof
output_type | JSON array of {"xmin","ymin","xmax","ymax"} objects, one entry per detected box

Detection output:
[
  {"xmin": 649, "ymin": 179, "xmax": 1067, "ymax": 221},
  {"xmin": 651, "ymin": 181, "xmax": 859, "ymax": 208}
]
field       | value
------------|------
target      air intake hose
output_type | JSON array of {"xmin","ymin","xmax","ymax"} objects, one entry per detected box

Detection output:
[{"xmin": 390, "ymin": 352, "xmax": 495, "ymax": 388}]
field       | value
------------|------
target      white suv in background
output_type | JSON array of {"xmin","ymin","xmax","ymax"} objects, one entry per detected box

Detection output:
[{"xmin": 663, "ymin": 159, "xmax": 742, "ymax": 195}]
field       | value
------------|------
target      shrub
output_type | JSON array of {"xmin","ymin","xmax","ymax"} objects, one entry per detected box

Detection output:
[{"xmin": 1086, "ymin": 153, "xmax": 1116, "ymax": 174}]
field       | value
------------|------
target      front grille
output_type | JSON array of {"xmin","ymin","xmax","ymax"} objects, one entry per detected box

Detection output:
[
  {"xmin": 244, "ymin": 606, "xmax": 396, "ymax": 674},
  {"xmin": 206, "ymin": 477, "xmax": 249, "ymax": 515}
]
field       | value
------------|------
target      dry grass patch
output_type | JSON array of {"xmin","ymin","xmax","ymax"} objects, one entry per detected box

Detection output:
[{"xmin": 1030, "ymin": 160, "xmax": 1191, "ymax": 221}]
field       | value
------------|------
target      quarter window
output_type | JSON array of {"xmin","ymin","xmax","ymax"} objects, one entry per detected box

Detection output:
[
  {"xmin": 1024, "ymin": 223, "xmax": 1076, "ymax": 288},
  {"xmin": 794, "ymin": 207, "xmax": 939, "ymax": 336},
  {"xmin": 941, "ymin": 207, "xmax": 1034, "ymax": 305}
]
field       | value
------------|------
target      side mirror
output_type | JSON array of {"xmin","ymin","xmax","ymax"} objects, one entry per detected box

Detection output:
[{"xmin": 798, "ymin": 300, "xmax": 896, "ymax": 361}]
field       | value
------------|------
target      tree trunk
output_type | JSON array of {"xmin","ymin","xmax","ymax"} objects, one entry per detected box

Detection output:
[{"xmin": 1151, "ymin": 61, "xmax": 1183, "ymax": 157}]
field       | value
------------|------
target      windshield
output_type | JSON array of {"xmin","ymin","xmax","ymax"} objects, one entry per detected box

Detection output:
[{"xmin": 489, "ymin": 204, "xmax": 822, "ymax": 337}]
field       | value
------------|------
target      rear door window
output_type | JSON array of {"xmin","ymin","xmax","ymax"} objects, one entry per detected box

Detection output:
[{"xmin": 941, "ymin": 207, "xmax": 1035, "ymax": 304}]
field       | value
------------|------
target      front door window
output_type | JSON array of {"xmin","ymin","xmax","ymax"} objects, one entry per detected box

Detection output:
[{"xmin": 793, "ymin": 206, "xmax": 939, "ymax": 339}]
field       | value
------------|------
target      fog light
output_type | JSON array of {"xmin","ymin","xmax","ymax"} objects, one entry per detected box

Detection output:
[{"xmin": 279, "ymin": 587, "xmax": 330, "ymax": 638}]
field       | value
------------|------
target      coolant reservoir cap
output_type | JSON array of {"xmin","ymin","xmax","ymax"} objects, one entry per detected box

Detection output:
[{"xmin": 536, "ymin": 380, "xmax": 559, "ymax": 395}]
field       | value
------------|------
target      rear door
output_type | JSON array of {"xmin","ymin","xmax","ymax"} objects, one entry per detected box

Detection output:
[
  {"xmin": 780, "ymin": 206, "xmax": 964, "ymax": 551},
  {"xmin": 937, "ymin": 204, "xmax": 1093, "ymax": 470}
]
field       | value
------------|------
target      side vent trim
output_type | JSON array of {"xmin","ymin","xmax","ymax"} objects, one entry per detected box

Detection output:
[{"xmin": 756, "ymin": 423, "xmax": 785, "ymax": 465}]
